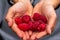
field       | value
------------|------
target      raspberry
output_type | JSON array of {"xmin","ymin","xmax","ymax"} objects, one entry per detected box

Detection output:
[
  {"xmin": 33, "ymin": 13, "xmax": 47, "ymax": 23},
  {"xmin": 28, "ymin": 21, "xmax": 33, "ymax": 30},
  {"xmin": 40, "ymin": 15, "xmax": 47, "ymax": 23},
  {"xmin": 38, "ymin": 23, "xmax": 46, "ymax": 31},
  {"xmin": 18, "ymin": 23, "xmax": 29, "ymax": 31},
  {"xmin": 22, "ymin": 15, "xmax": 31, "ymax": 23},
  {"xmin": 33, "ymin": 13, "xmax": 41, "ymax": 21},
  {"xmin": 39, "ymin": 20, "xmax": 44, "ymax": 24},
  {"xmin": 15, "ymin": 17, "xmax": 22, "ymax": 25},
  {"xmin": 15, "ymin": 13, "xmax": 47, "ymax": 32},
  {"xmin": 32, "ymin": 21, "xmax": 40, "ymax": 31}
]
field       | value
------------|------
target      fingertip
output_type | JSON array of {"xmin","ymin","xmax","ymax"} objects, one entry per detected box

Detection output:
[
  {"xmin": 31, "ymin": 33, "xmax": 36, "ymax": 40},
  {"xmin": 23, "ymin": 37, "xmax": 27, "ymax": 40},
  {"xmin": 17, "ymin": 33, "xmax": 23, "ymax": 38},
  {"xmin": 11, "ymin": 22, "xmax": 23, "ymax": 38},
  {"xmin": 36, "ymin": 31, "xmax": 47, "ymax": 39},
  {"xmin": 29, "ymin": 30, "xmax": 32, "ymax": 36},
  {"xmin": 8, "ymin": 21, "xmax": 12, "ymax": 27},
  {"xmin": 47, "ymin": 30, "xmax": 51, "ymax": 35},
  {"xmin": 23, "ymin": 33, "xmax": 27, "ymax": 40},
  {"xmin": 25, "ymin": 31, "xmax": 29, "ymax": 39},
  {"xmin": 46, "ymin": 27, "xmax": 52, "ymax": 35},
  {"xmin": 17, "ymin": 31, "xmax": 23, "ymax": 38},
  {"xmin": 7, "ymin": 18, "xmax": 13, "ymax": 27}
]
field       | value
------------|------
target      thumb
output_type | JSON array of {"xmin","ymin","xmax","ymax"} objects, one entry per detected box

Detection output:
[
  {"xmin": 5, "ymin": 8, "xmax": 14, "ymax": 27},
  {"xmin": 31, "ymin": 2, "xmax": 43, "ymax": 18},
  {"xmin": 33, "ymin": 1, "xmax": 43, "ymax": 14},
  {"xmin": 46, "ymin": 15, "xmax": 57, "ymax": 34},
  {"xmin": 7, "ymin": 18, "xmax": 13, "ymax": 27},
  {"xmin": 46, "ymin": 26, "xmax": 51, "ymax": 34},
  {"xmin": 24, "ymin": 6, "xmax": 33, "ymax": 17},
  {"xmin": 25, "ymin": 4, "xmax": 33, "ymax": 17}
]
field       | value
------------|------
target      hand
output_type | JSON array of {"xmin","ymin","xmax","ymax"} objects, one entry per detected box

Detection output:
[
  {"xmin": 5, "ymin": 0, "xmax": 33, "ymax": 40},
  {"xmin": 30, "ymin": 0, "xmax": 57, "ymax": 40}
]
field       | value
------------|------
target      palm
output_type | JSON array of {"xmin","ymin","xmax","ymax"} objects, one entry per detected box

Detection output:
[
  {"xmin": 31, "ymin": 1, "xmax": 56, "ymax": 40},
  {"xmin": 11, "ymin": 1, "xmax": 33, "ymax": 17},
  {"xmin": 12, "ymin": 2, "xmax": 33, "ymax": 39},
  {"xmin": 6, "ymin": 1, "xmax": 33, "ymax": 40}
]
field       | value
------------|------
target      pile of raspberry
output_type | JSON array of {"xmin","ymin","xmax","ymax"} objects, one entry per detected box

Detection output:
[{"xmin": 15, "ymin": 13, "xmax": 47, "ymax": 32}]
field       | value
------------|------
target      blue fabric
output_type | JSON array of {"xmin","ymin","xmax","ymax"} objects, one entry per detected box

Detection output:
[{"xmin": 0, "ymin": 0, "xmax": 60, "ymax": 40}]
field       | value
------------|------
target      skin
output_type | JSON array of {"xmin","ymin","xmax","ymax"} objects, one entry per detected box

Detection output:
[
  {"xmin": 13, "ymin": 0, "xmax": 24, "ymax": 3},
  {"xmin": 6, "ymin": 0, "xmax": 60, "ymax": 40},
  {"xmin": 30, "ymin": 0, "xmax": 60, "ymax": 40},
  {"xmin": 6, "ymin": 0, "xmax": 33, "ymax": 40}
]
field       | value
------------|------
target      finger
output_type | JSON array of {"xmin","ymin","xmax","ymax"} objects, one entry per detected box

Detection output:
[
  {"xmin": 23, "ymin": 32, "xmax": 27, "ymax": 40},
  {"xmin": 11, "ymin": 20, "xmax": 23, "ymax": 38},
  {"xmin": 28, "ymin": 4, "xmax": 33, "ymax": 17},
  {"xmin": 25, "ymin": 31, "xmax": 29, "ymax": 40},
  {"xmin": 28, "ymin": 30, "xmax": 32, "ymax": 36},
  {"xmin": 30, "ymin": 33, "xmax": 37, "ymax": 40},
  {"xmin": 14, "ymin": 13, "xmax": 22, "ymax": 17},
  {"xmin": 14, "ymin": 5, "xmax": 33, "ymax": 18},
  {"xmin": 41, "ymin": 4, "xmax": 57, "ymax": 34},
  {"xmin": 46, "ymin": 26, "xmax": 51, "ymax": 34},
  {"xmin": 36, "ymin": 31, "xmax": 47, "ymax": 39},
  {"xmin": 24, "ymin": 4, "xmax": 33, "ymax": 17},
  {"xmin": 33, "ymin": 1, "xmax": 43, "ymax": 14},
  {"xmin": 5, "ymin": 8, "xmax": 14, "ymax": 27},
  {"xmin": 13, "ymin": 2, "xmax": 29, "ymax": 18},
  {"xmin": 46, "ymin": 15, "xmax": 57, "ymax": 34}
]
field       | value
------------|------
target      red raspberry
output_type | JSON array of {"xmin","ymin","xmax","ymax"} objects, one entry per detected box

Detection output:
[
  {"xmin": 40, "ymin": 15, "xmax": 47, "ymax": 23},
  {"xmin": 18, "ymin": 23, "xmax": 29, "ymax": 31},
  {"xmin": 33, "ymin": 13, "xmax": 41, "ymax": 21},
  {"xmin": 39, "ymin": 20, "xmax": 44, "ymax": 24},
  {"xmin": 28, "ymin": 21, "xmax": 33, "ymax": 30},
  {"xmin": 32, "ymin": 21, "xmax": 40, "ymax": 31},
  {"xmin": 15, "ymin": 17, "xmax": 22, "ymax": 25},
  {"xmin": 33, "ymin": 13, "xmax": 47, "ymax": 23},
  {"xmin": 22, "ymin": 15, "xmax": 31, "ymax": 23},
  {"xmin": 38, "ymin": 23, "xmax": 46, "ymax": 31}
]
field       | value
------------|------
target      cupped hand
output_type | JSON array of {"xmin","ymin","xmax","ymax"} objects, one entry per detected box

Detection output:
[
  {"xmin": 5, "ymin": 0, "xmax": 33, "ymax": 40},
  {"xmin": 30, "ymin": 0, "xmax": 57, "ymax": 40}
]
